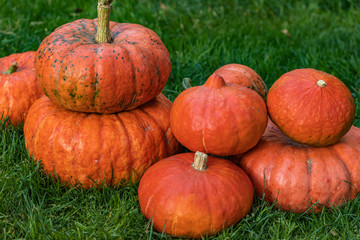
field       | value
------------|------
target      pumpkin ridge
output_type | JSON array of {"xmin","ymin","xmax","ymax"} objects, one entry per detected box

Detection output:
[
  {"xmin": 37, "ymin": 108, "xmax": 74, "ymax": 176},
  {"xmin": 51, "ymin": 109, "xmax": 85, "ymax": 183},
  {"xmin": 114, "ymin": 113, "xmax": 133, "ymax": 176},
  {"xmin": 138, "ymin": 108, "xmax": 168, "ymax": 154},
  {"xmin": 154, "ymin": 59, "xmax": 162, "ymax": 98},
  {"xmin": 96, "ymin": 116, "xmax": 106, "ymax": 185},
  {"xmin": 28, "ymin": 103, "xmax": 60, "ymax": 159},
  {"xmin": 217, "ymin": 163, "xmax": 253, "ymax": 221},
  {"xmin": 201, "ymin": 87, "xmax": 214, "ymax": 153},
  {"xmin": 200, "ymin": 171, "xmax": 217, "ymax": 235},
  {"xmin": 235, "ymin": 89, "xmax": 258, "ymax": 139},
  {"xmin": 92, "ymin": 45, "xmax": 103, "ymax": 111},
  {"xmin": 203, "ymin": 165, "xmax": 238, "ymax": 233},
  {"xmin": 324, "ymin": 149, "xmax": 352, "ymax": 205},
  {"xmin": 317, "ymin": 84, "xmax": 354, "ymax": 144},
  {"xmin": 139, "ymin": 159, "xmax": 183, "ymax": 222},
  {"xmin": 66, "ymin": 112, "xmax": 83, "ymax": 185},
  {"xmin": 142, "ymin": 97, "xmax": 172, "ymax": 127},
  {"xmin": 221, "ymin": 89, "xmax": 242, "ymax": 153},
  {"xmin": 329, "ymin": 143, "xmax": 356, "ymax": 198},
  {"xmin": 306, "ymin": 149, "xmax": 323, "ymax": 208},
  {"xmin": 121, "ymin": 43, "xmax": 138, "ymax": 108},
  {"xmin": 55, "ymin": 50, "xmax": 72, "ymax": 108},
  {"xmin": 131, "ymin": 109, "xmax": 159, "ymax": 157},
  {"xmin": 228, "ymin": 87, "xmax": 266, "ymax": 152}
]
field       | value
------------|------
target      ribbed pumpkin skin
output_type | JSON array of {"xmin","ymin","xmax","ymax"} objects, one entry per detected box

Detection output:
[
  {"xmin": 0, "ymin": 51, "xmax": 43, "ymax": 126},
  {"xmin": 138, "ymin": 152, "xmax": 254, "ymax": 238},
  {"xmin": 214, "ymin": 63, "xmax": 267, "ymax": 99},
  {"xmin": 267, "ymin": 68, "xmax": 355, "ymax": 146},
  {"xmin": 35, "ymin": 19, "xmax": 171, "ymax": 113},
  {"xmin": 170, "ymin": 73, "xmax": 268, "ymax": 156},
  {"xmin": 239, "ymin": 120, "xmax": 360, "ymax": 213},
  {"xmin": 24, "ymin": 94, "xmax": 180, "ymax": 188}
]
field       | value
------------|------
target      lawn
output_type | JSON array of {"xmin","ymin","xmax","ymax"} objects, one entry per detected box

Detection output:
[{"xmin": 1, "ymin": 0, "xmax": 360, "ymax": 239}]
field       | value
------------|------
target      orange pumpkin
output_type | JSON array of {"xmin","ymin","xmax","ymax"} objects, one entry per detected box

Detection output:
[
  {"xmin": 0, "ymin": 51, "xmax": 43, "ymax": 126},
  {"xmin": 215, "ymin": 63, "xmax": 267, "ymax": 99},
  {"xmin": 138, "ymin": 152, "xmax": 254, "ymax": 238},
  {"xmin": 170, "ymin": 73, "xmax": 268, "ymax": 156},
  {"xmin": 238, "ymin": 119, "xmax": 360, "ymax": 213},
  {"xmin": 24, "ymin": 94, "xmax": 180, "ymax": 188},
  {"xmin": 267, "ymin": 68, "xmax": 355, "ymax": 146},
  {"xmin": 35, "ymin": 0, "xmax": 171, "ymax": 113}
]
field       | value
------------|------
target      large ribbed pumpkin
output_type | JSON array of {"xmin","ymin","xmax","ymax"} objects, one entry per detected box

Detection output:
[
  {"xmin": 35, "ymin": 1, "xmax": 171, "ymax": 113},
  {"xmin": 0, "ymin": 51, "xmax": 43, "ymax": 126},
  {"xmin": 170, "ymin": 73, "xmax": 268, "ymax": 156},
  {"xmin": 238, "ymin": 119, "xmax": 360, "ymax": 213},
  {"xmin": 214, "ymin": 63, "xmax": 267, "ymax": 99},
  {"xmin": 267, "ymin": 68, "xmax": 355, "ymax": 146},
  {"xmin": 138, "ymin": 152, "xmax": 254, "ymax": 238},
  {"xmin": 24, "ymin": 94, "xmax": 180, "ymax": 188}
]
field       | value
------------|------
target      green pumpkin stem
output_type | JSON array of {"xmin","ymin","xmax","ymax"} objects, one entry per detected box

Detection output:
[
  {"xmin": 96, "ymin": 0, "xmax": 113, "ymax": 44},
  {"xmin": 182, "ymin": 78, "xmax": 192, "ymax": 90},
  {"xmin": 192, "ymin": 151, "xmax": 208, "ymax": 171},
  {"xmin": 3, "ymin": 62, "xmax": 19, "ymax": 74}
]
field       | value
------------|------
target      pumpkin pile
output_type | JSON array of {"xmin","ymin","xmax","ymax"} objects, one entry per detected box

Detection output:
[
  {"xmin": 139, "ymin": 65, "xmax": 359, "ymax": 237},
  {"xmin": 237, "ymin": 68, "xmax": 360, "ymax": 213},
  {"xmin": 138, "ymin": 64, "xmax": 268, "ymax": 238},
  {"xmin": 4, "ymin": 1, "xmax": 358, "ymax": 237},
  {"xmin": 23, "ymin": 0, "xmax": 180, "ymax": 188}
]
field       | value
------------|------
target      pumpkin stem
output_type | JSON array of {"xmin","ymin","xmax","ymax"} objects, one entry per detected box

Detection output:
[
  {"xmin": 317, "ymin": 80, "xmax": 327, "ymax": 87},
  {"xmin": 204, "ymin": 73, "xmax": 226, "ymax": 89},
  {"xmin": 192, "ymin": 151, "xmax": 208, "ymax": 171},
  {"xmin": 96, "ymin": 0, "xmax": 113, "ymax": 44},
  {"xmin": 3, "ymin": 62, "xmax": 19, "ymax": 74},
  {"xmin": 182, "ymin": 78, "xmax": 192, "ymax": 90}
]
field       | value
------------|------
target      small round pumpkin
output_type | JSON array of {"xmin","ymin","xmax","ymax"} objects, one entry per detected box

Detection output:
[
  {"xmin": 0, "ymin": 51, "xmax": 43, "ymax": 126},
  {"xmin": 24, "ymin": 94, "xmax": 180, "ymax": 188},
  {"xmin": 138, "ymin": 152, "xmax": 254, "ymax": 238},
  {"xmin": 267, "ymin": 68, "xmax": 355, "ymax": 146},
  {"xmin": 170, "ymin": 73, "xmax": 268, "ymax": 156},
  {"xmin": 35, "ymin": 1, "xmax": 171, "ymax": 113},
  {"xmin": 214, "ymin": 63, "xmax": 267, "ymax": 99},
  {"xmin": 238, "ymin": 119, "xmax": 360, "ymax": 213}
]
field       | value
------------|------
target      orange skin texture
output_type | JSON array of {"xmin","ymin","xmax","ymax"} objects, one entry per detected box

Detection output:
[
  {"xmin": 24, "ymin": 94, "xmax": 181, "ymax": 189},
  {"xmin": 214, "ymin": 63, "xmax": 267, "ymax": 99},
  {"xmin": 170, "ymin": 73, "xmax": 268, "ymax": 156},
  {"xmin": 0, "ymin": 51, "xmax": 43, "ymax": 126},
  {"xmin": 267, "ymin": 68, "xmax": 355, "ymax": 146},
  {"xmin": 138, "ymin": 152, "xmax": 254, "ymax": 238},
  {"xmin": 239, "ymin": 119, "xmax": 360, "ymax": 213},
  {"xmin": 35, "ymin": 19, "xmax": 171, "ymax": 113}
]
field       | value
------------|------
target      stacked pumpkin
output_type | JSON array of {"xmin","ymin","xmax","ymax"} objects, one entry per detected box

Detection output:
[
  {"xmin": 138, "ymin": 65, "xmax": 360, "ymax": 237},
  {"xmin": 237, "ymin": 68, "xmax": 360, "ymax": 213},
  {"xmin": 138, "ymin": 64, "xmax": 269, "ymax": 238},
  {"xmin": 23, "ymin": 0, "xmax": 180, "ymax": 188}
]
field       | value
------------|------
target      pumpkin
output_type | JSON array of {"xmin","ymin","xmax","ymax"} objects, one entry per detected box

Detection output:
[
  {"xmin": 138, "ymin": 151, "xmax": 254, "ymax": 238},
  {"xmin": 35, "ymin": 0, "xmax": 171, "ymax": 113},
  {"xmin": 0, "ymin": 51, "xmax": 43, "ymax": 126},
  {"xmin": 238, "ymin": 119, "xmax": 360, "ymax": 213},
  {"xmin": 267, "ymin": 68, "xmax": 355, "ymax": 146},
  {"xmin": 214, "ymin": 63, "xmax": 267, "ymax": 99},
  {"xmin": 170, "ymin": 73, "xmax": 268, "ymax": 156},
  {"xmin": 24, "ymin": 94, "xmax": 181, "ymax": 188}
]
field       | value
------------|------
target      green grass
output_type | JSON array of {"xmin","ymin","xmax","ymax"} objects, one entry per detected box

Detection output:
[{"xmin": 1, "ymin": 0, "xmax": 360, "ymax": 239}]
